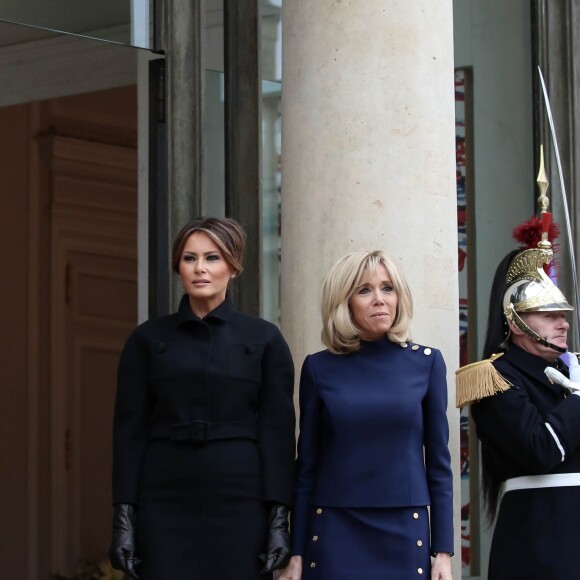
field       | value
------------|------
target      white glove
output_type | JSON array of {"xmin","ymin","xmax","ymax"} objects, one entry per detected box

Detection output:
[
  {"xmin": 567, "ymin": 353, "xmax": 580, "ymax": 383},
  {"xmin": 545, "ymin": 366, "xmax": 580, "ymax": 394}
]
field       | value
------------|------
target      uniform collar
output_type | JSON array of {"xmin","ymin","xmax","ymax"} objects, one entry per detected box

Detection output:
[
  {"xmin": 503, "ymin": 343, "xmax": 566, "ymax": 390},
  {"xmin": 176, "ymin": 294, "xmax": 235, "ymax": 324}
]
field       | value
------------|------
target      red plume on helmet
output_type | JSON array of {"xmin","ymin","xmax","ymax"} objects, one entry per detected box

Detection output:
[
  {"xmin": 512, "ymin": 215, "xmax": 560, "ymax": 250},
  {"xmin": 512, "ymin": 215, "xmax": 560, "ymax": 277}
]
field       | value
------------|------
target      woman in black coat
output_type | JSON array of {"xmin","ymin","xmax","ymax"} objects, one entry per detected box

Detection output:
[{"xmin": 108, "ymin": 217, "xmax": 296, "ymax": 580}]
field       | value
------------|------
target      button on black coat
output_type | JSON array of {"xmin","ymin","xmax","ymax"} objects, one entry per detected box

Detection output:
[{"xmin": 112, "ymin": 295, "xmax": 296, "ymax": 579}]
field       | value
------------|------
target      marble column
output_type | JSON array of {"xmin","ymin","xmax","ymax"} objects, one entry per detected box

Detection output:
[{"xmin": 281, "ymin": 0, "xmax": 460, "ymax": 569}]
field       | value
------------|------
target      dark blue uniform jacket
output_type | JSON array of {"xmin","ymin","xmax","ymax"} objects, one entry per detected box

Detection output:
[
  {"xmin": 471, "ymin": 344, "xmax": 580, "ymax": 579},
  {"xmin": 473, "ymin": 344, "xmax": 580, "ymax": 481}
]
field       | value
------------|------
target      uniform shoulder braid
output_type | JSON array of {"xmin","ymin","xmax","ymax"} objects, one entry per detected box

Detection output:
[{"xmin": 455, "ymin": 353, "xmax": 512, "ymax": 408}]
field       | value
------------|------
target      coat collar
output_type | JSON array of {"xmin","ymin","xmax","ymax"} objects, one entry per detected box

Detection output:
[
  {"xmin": 358, "ymin": 336, "xmax": 400, "ymax": 353},
  {"xmin": 176, "ymin": 294, "xmax": 235, "ymax": 325}
]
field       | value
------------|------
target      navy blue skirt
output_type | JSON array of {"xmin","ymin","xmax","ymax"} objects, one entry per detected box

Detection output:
[{"xmin": 302, "ymin": 506, "xmax": 431, "ymax": 579}]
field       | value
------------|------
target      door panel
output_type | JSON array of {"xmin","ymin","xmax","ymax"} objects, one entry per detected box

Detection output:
[
  {"xmin": 48, "ymin": 126, "xmax": 137, "ymax": 572},
  {"xmin": 68, "ymin": 251, "xmax": 137, "ymax": 563}
]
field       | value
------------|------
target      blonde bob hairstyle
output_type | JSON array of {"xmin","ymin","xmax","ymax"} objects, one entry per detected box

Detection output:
[{"xmin": 321, "ymin": 250, "xmax": 413, "ymax": 354}]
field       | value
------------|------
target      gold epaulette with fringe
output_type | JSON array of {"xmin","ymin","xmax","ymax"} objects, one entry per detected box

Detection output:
[{"xmin": 455, "ymin": 353, "xmax": 512, "ymax": 408}]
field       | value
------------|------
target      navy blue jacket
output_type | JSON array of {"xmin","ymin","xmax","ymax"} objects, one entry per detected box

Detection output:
[{"xmin": 291, "ymin": 337, "xmax": 454, "ymax": 555}]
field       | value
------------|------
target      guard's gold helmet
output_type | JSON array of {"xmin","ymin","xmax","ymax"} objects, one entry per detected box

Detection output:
[{"xmin": 503, "ymin": 246, "xmax": 573, "ymax": 352}]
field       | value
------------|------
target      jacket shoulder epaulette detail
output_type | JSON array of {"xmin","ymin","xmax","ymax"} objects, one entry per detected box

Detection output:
[{"xmin": 455, "ymin": 353, "xmax": 511, "ymax": 408}]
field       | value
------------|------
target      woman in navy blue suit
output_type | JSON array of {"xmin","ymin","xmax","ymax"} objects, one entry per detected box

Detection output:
[{"xmin": 280, "ymin": 250, "xmax": 453, "ymax": 580}]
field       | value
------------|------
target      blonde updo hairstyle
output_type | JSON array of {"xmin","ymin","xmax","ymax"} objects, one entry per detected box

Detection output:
[{"xmin": 321, "ymin": 250, "xmax": 413, "ymax": 354}]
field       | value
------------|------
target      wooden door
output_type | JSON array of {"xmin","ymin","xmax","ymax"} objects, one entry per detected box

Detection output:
[
  {"xmin": 0, "ymin": 86, "xmax": 138, "ymax": 579},
  {"xmin": 48, "ymin": 134, "xmax": 137, "ymax": 573}
]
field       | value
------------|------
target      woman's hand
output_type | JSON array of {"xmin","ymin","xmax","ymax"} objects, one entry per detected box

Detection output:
[
  {"xmin": 278, "ymin": 555, "xmax": 302, "ymax": 580},
  {"xmin": 108, "ymin": 504, "xmax": 139, "ymax": 579},
  {"xmin": 431, "ymin": 552, "xmax": 452, "ymax": 580},
  {"xmin": 260, "ymin": 504, "xmax": 291, "ymax": 573}
]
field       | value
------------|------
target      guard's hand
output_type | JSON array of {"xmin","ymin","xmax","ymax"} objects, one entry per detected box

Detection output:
[
  {"xmin": 562, "ymin": 352, "xmax": 580, "ymax": 382},
  {"xmin": 545, "ymin": 367, "xmax": 580, "ymax": 393},
  {"xmin": 259, "ymin": 504, "xmax": 291, "ymax": 573},
  {"xmin": 108, "ymin": 503, "xmax": 140, "ymax": 579}
]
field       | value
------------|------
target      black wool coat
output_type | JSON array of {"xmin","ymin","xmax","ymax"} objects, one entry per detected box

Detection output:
[
  {"xmin": 112, "ymin": 295, "xmax": 296, "ymax": 579},
  {"xmin": 112, "ymin": 294, "xmax": 296, "ymax": 507},
  {"xmin": 472, "ymin": 344, "xmax": 580, "ymax": 580}
]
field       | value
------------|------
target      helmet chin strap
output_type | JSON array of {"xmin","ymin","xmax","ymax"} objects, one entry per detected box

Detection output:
[{"xmin": 505, "ymin": 305, "xmax": 567, "ymax": 354}]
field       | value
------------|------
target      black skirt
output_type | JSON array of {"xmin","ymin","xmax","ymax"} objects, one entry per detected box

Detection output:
[
  {"xmin": 301, "ymin": 506, "xmax": 431, "ymax": 579},
  {"xmin": 135, "ymin": 439, "xmax": 270, "ymax": 580}
]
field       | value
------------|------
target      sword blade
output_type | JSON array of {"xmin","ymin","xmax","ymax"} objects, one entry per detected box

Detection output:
[{"xmin": 538, "ymin": 66, "xmax": 580, "ymax": 338}]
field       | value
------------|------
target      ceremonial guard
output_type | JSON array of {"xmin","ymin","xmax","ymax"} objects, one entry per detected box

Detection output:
[{"xmin": 456, "ymin": 155, "xmax": 580, "ymax": 579}]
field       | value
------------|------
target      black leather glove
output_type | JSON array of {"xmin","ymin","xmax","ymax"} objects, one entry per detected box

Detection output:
[
  {"xmin": 259, "ymin": 504, "xmax": 291, "ymax": 574},
  {"xmin": 109, "ymin": 503, "xmax": 139, "ymax": 579}
]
